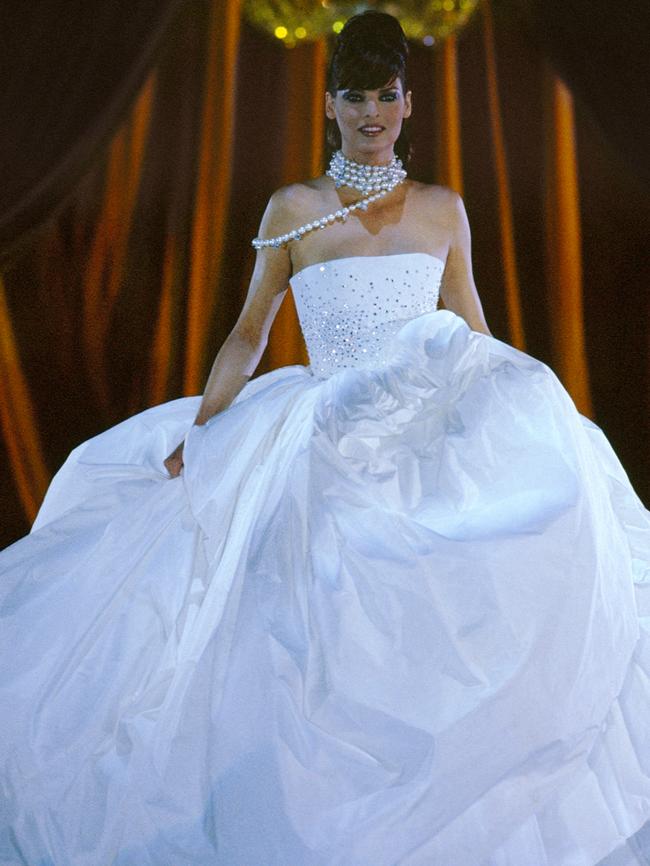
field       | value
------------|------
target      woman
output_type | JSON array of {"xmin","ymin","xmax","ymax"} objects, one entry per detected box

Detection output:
[
  {"xmin": 1, "ymin": 10, "xmax": 650, "ymax": 866},
  {"xmin": 163, "ymin": 15, "xmax": 491, "ymax": 479}
]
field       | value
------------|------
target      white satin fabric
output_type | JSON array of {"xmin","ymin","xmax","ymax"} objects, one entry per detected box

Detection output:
[{"xmin": 1, "ymin": 253, "xmax": 650, "ymax": 866}]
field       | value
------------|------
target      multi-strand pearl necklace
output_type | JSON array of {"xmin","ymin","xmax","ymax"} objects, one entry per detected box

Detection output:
[{"xmin": 251, "ymin": 149, "xmax": 407, "ymax": 250}]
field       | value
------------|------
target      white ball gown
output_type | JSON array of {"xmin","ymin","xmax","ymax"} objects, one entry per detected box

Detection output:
[{"xmin": 1, "ymin": 251, "xmax": 650, "ymax": 866}]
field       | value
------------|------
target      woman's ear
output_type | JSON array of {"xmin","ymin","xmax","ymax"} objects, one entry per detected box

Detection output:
[
  {"xmin": 325, "ymin": 91, "xmax": 337, "ymax": 120},
  {"xmin": 404, "ymin": 90, "xmax": 413, "ymax": 119}
]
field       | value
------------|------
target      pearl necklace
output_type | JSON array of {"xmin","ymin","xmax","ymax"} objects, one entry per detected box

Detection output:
[{"xmin": 251, "ymin": 149, "xmax": 407, "ymax": 250}]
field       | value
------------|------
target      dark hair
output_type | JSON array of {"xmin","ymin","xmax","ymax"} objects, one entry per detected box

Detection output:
[{"xmin": 325, "ymin": 11, "xmax": 412, "ymax": 168}]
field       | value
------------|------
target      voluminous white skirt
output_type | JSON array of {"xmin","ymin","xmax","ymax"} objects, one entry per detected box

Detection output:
[{"xmin": 1, "ymin": 310, "xmax": 650, "ymax": 865}]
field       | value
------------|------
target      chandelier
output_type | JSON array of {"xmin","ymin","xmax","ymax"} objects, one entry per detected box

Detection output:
[{"xmin": 243, "ymin": 0, "xmax": 480, "ymax": 48}]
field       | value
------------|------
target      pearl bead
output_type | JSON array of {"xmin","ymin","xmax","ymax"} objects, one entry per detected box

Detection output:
[{"xmin": 251, "ymin": 150, "xmax": 407, "ymax": 249}]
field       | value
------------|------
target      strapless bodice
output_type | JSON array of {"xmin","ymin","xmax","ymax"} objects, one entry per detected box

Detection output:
[{"xmin": 289, "ymin": 252, "xmax": 444, "ymax": 378}]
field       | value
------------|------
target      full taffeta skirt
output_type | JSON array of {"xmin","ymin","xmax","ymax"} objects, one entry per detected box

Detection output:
[{"xmin": 1, "ymin": 310, "xmax": 649, "ymax": 865}]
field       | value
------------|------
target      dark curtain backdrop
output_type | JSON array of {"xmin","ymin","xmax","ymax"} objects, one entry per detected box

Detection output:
[
  {"xmin": 505, "ymin": 0, "xmax": 650, "ymax": 191},
  {"xmin": 0, "ymin": 0, "xmax": 648, "ymax": 547},
  {"xmin": 0, "ymin": 0, "xmax": 189, "ymax": 262}
]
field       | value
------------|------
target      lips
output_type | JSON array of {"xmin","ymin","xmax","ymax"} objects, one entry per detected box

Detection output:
[{"xmin": 359, "ymin": 125, "xmax": 385, "ymax": 134}]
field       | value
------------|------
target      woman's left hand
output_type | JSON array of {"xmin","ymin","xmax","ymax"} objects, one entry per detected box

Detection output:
[{"xmin": 164, "ymin": 440, "xmax": 185, "ymax": 477}]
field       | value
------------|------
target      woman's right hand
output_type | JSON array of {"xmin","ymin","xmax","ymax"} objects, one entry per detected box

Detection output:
[{"xmin": 164, "ymin": 439, "xmax": 185, "ymax": 478}]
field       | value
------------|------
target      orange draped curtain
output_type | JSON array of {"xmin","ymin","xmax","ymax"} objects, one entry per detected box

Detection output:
[
  {"xmin": 0, "ymin": 0, "xmax": 646, "ymax": 545},
  {"xmin": 0, "ymin": 276, "xmax": 50, "ymax": 518},
  {"xmin": 183, "ymin": 0, "xmax": 242, "ymax": 395},
  {"xmin": 542, "ymin": 61, "xmax": 593, "ymax": 417},
  {"xmin": 82, "ymin": 73, "xmax": 158, "ymax": 420},
  {"xmin": 481, "ymin": 0, "xmax": 525, "ymax": 352},
  {"xmin": 264, "ymin": 36, "xmax": 326, "ymax": 370}
]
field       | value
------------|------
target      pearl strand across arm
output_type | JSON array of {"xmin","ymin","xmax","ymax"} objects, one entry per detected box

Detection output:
[{"xmin": 251, "ymin": 149, "xmax": 407, "ymax": 249}]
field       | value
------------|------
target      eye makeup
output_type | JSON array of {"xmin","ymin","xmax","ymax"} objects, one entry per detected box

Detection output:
[{"xmin": 342, "ymin": 90, "xmax": 399, "ymax": 101}]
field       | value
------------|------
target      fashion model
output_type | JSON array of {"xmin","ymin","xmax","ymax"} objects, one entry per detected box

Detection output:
[{"xmin": 2, "ymin": 10, "xmax": 649, "ymax": 866}]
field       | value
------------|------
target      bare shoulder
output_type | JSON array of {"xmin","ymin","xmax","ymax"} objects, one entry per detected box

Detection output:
[
  {"xmin": 249, "ymin": 181, "xmax": 320, "ymax": 297},
  {"xmin": 258, "ymin": 180, "xmax": 322, "ymax": 236},
  {"xmin": 421, "ymin": 186, "xmax": 475, "ymax": 262},
  {"xmin": 267, "ymin": 179, "xmax": 323, "ymax": 214},
  {"xmin": 419, "ymin": 181, "xmax": 461, "ymax": 205},
  {"xmin": 410, "ymin": 180, "xmax": 463, "ymax": 222},
  {"xmin": 254, "ymin": 183, "xmax": 302, "ymax": 247},
  {"xmin": 261, "ymin": 181, "xmax": 307, "ymax": 221}
]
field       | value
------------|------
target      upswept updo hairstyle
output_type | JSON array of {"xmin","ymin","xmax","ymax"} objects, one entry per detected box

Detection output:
[{"xmin": 325, "ymin": 11, "xmax": 412, "ymax": 168}]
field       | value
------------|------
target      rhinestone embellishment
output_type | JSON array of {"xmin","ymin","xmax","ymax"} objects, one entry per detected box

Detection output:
[{"xmin": 290, "ymin": 255, "xmax": 443, "ymax": 379}]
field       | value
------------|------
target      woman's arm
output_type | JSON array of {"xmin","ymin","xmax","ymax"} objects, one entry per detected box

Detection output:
[
  {"xmin": 439, "ymin": 191, "xmax": 493, "ymax": 337},
  {"xmin": 192, "ymin": 188, "xmax": 294, "ymax": 425},
  {"xmin": 164, "ymin": 188, "xmax": 294, "ymax": 476}
]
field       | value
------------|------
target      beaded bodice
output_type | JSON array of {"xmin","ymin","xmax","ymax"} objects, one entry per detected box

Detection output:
[{"xmin": 289, "ymin": 252, "xmax": 444, "ymax": 378}]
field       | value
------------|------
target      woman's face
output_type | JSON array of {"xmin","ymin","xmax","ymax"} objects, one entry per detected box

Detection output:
[{"xmin": 325, "ymin": 75, "xmax": 412, "ymax": 165}]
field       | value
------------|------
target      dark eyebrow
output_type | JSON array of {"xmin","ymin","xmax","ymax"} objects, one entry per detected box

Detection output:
[{"xmin": 343, "ymin": 85, "xmax": 398, "ymax": 93}]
